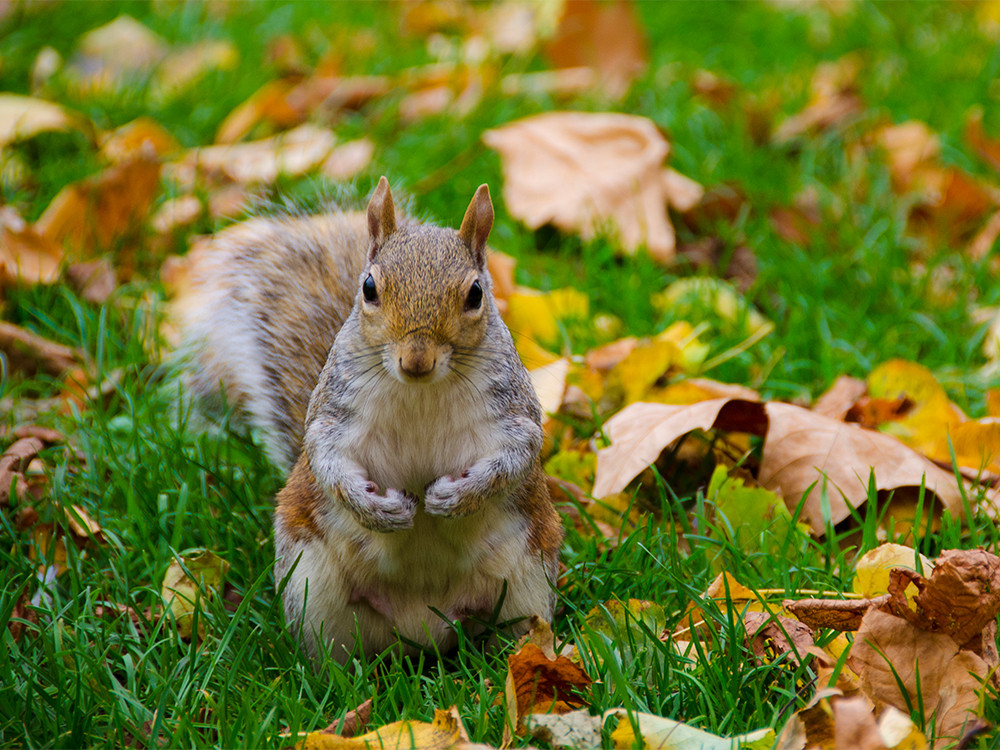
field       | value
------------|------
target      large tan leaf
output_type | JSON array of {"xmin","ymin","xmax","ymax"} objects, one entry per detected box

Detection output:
[
  {"xmin": 483, "ymin": 112, "xmax": 699, "ymax": 261},
  {"xmin": 0, "ymin": 94, "xmax": 89, "ymax": 148},
  {"xmin": 850, "ymin": 609, "xmax": 987, "ymax": 748},
  {"xmin": 66, "ymin": 15, "xmax": 167, "ymax": 94},
  {"xmin": 759, "ymin": 403, "xmax": 965, "ymax": 534},
  {"xmin": 593, "ymin": 398, "xmax": 766, "ymax": 498}
]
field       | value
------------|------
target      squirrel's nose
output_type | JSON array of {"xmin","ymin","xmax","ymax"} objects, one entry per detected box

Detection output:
[{"xmin": 399, "ymin": 354, "xmax": 436, "ymax": 378}]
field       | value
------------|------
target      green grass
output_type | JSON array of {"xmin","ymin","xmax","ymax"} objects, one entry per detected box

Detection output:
[{"xmin": 2, "ymin": 1, "xmax": 1000, "ymax": 747}]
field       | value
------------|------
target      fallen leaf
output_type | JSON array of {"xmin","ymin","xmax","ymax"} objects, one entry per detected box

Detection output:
[
  {"xmin": 64, "ymin": 503, "xmax": 103, "ymax": 544},
  {"xmin": 759, "ymin": 402, "xmax": 966, "ymax": 534},
  {"xmin": 785, "ymin": 596, "xmax": 889, "ymax": 632},
  {"xmin": 320, "ymin": 137, "xmax": 375, "ymax": 181},
  {"xmin": 67, "ymin": 15, "xmax": 167, "ymax": 94},
  {"xmin": 813, "ymin": 375, "xmax": 868, "ymax": 420},
  {"xmin": 505, "ymin": 627, "xmax": 591, "ymax": 739},
  {"xmin": 168, "ymin": 124, "xmax": 336, "ymax": 187},
  {"xmin": 484, "ymin": 112, "xmax": 695, "ymax": 261},
  {"xmin": 530, "ymin": 358, "xmax": 569, "ymax": 417},
  {"xmin": 0, "ymin": 437, "xmax": 43, "ymax": 506},
  {"xmin": 36, "ymin": 157, "xmax": 161, "ymax": 256},
  {"xmin": 297, "ymin": 706, "xmax": 476, "ymax": 750},
  {"xmin": 593, "ymin": 398, "xmax": 767, "ymax": 499},
  {"xmin": 0, "ymin": 93, "xmax": 90, "ymax": 148},
  {"xmin": 66, "ymin": 258, "xmax": 116, "ymax": 304},
  {"xmin": 743, "ymin": 610, "xmax": 815, "ymax": 666},
  {"xmin": 544, "ymin": 0, "xmax": 647, "ymax": 99},
  {"xmin": 607, "ymin": 708, "xmax": 775, "ymax": 750},
  {"xmin": 0, "ymin": 321, "xmax": 81, "ymax": 377},
  {"xmin": 160, "ymin": 548, "xmax": 230, "ymax": 640},
  {"xmin": 0, "ymin": 206, "xmax": 63, "ymax": 286},
  {"xmin": 500, "ymin": 68, "xmax": 597, "ymax": 99},
  {"xmin": 965, "ymin": 106, "xmax": 1000, "ymax": 174},
  {"xmin": 850, "ymin": 609, "xmax": 987, "ymax": 747},
  {"xmin": 852, "ymin": 543, "xmax": 932, "ymax": 604},
  {"xmin": 318, "ymin": 698, "xmax": 373, "ymax": 739},
  {"xmin": 152, "ymin": 39, "xmax": 239, "ymax": 101},
  {"xmin": 773, "ymin": 55, "xmax": 863, "ymax": 142},
  {"xmin": 100, "ymin": 117, "xmax": 180, "ymax": 164},
  {"xmin": 9, "ymin": 425, "xmax": 64, "ymax": 443},
  {"xmin": 150, "ymin": 195, "xmax": 203, "ymax": 235}
]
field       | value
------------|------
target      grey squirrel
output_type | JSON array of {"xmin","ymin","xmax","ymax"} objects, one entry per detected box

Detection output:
[{"xmin": 175, "ymin": 178, "xmax": 562, "ymax": 663}]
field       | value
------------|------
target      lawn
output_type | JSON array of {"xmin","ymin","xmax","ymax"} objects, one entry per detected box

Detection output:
[{"xmin": 2, "ymin": 2, "xmax": 1000, "ymax": 748}]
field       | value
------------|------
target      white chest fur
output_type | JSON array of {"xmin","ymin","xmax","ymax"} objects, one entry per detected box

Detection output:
[{"xmin": 343, "ymin": 369, "xmax": 504, "ymax": 495}]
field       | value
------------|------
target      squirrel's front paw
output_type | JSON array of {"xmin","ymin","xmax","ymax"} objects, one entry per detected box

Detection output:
[
  {"xmin": 346, "ymin": 482, "xmax": 417, "ymax": 531},
  {"xmin": 424, "ymin": 471, "xmax": 482, "ymax": 518}
]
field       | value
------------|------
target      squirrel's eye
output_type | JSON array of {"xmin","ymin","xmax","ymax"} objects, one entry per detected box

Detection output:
[
  {"xmin": 465, "ymin": 279, "xmax": 483, "ymax": 311},
  {"xmin": 362, "ymin": 274, "xmax": 378, "ymax": 303}
]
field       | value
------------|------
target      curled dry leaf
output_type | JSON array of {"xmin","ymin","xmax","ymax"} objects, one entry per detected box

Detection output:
[
  {"xmin": 318, "ymin": 698, "xmax": 373, "ymax": 739},
  {"xmin": 68, "ymin": 15, "xmax": 167, "ymax": 93},
  {"xmin": 66, "ymin": 258, "xmax": 116, "ymax": 304},
  {"xmin": 743, "ymin": 611, "xmax": 815, "ymax": 666},
  {"xmin": 320, "ymin": 137, "xmax": 375, "ymax": 181},
  {"xmin": 484, "ymin": 112, "xmax": 700, "ymax": 262},
  {"xmin": 595, "ymin": 398, "xmax": 971, "ymax": 534},
  {"xmin": 785, "ymin": 596, "xmax": 889, "ymax": 633},
  {"xmin": 0, "ymin": 437, "xmax": 44, "ymax": 506},
  {"xmin": 850, "ymin": 609, "xmax": 987, "ymax": 747},
  {"xmin": 504, "ymin": 621, "xmax": 591, "ymax": 740},
  {"xmin": 100, "ymin": 117, "xmax": 180, "ymax": 164}
]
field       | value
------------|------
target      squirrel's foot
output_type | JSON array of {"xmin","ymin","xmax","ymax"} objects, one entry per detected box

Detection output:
[
  {"xmin": 344, "ymin": 481, "xmax": 418, "ymax": 531},
  {"xmin": 424, "ymin": 471, "xmax": 484, "ymax": 518}
]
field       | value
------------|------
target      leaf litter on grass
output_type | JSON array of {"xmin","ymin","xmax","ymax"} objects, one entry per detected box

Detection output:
[{"xmin": 4, "ymin": 2, "xmax": 1000, "ymax": 748}]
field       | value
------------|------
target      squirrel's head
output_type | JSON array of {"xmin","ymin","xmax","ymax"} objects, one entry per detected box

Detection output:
[{"xmin": 358, "ymin": 176, "xmax": 496, "ymax": 385}]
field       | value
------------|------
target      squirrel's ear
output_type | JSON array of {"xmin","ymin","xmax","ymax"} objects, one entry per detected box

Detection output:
[
  {"xmin": 458, "ymin": 184, "xmax": 493, "ymax": 268},
  {"xmin": 367, "ymin": 176, "xmax": 397, "ymax": 259}
]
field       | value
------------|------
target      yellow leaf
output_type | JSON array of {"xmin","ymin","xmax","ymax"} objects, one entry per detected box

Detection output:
[
  {"xmin": 852, "ymin": 543, "xmax": 932, "ymax": 611},
  {"xmin": 506, "ymin": 287, "xmax": 588, "ymax": 349},
  {"xmin": 941, "ymin": 418, "xmax": 1000, "ymax": 475},
  {"xmin": 160, "ymin": 549, "xmax": 230, "ymax": 640},
  {"xmin": 866, "ymin": 359, "xmax": 965, "ymax": 457},
  {"xmin": 297, "ymin": 707, "xmax": 469, "ymax": 750}
]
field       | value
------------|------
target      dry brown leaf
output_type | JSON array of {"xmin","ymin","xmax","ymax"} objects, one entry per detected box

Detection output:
[
  {"xmin": 320, "ymin": 138, "xmax": 374, "ymax": 181},
  {"xmin": 10, "ymin": 425, "xmax": 64, "ymax": 443},
  {"xmin": 36, "ymin": 157, "xmax": 161, "ymax": 256},
  {"xmin": 100, "ymin": 117, "xmax": 180, "ymax": 164},
  {"xmin": 844, "ymin": 395, "xmax": 915, "ymax": 429},
  {"xmin": 968, "ymin": 208, "xmax": 1000, "ymax": 260},
  {"xmin": 0, "ymin": 321, "xmax": 81, "ymax": 377},
  {"xmin": 0, "ymin": 437, "xmax": 43, "ymax": 506},
  {"xmin": 484, "ymin": 112, "xmax": 698, "ymax": 261},
  {"xmin": 743, "ymin": 611, "xmax": 815, "ymax": 666},
  {"xmin": 813, "ymin": 375, "xmax": 868, "ymax": 421},
  {"xmin": 500, "ymin": 68, "xmax": 596, "ymax": 99},
  {"xmin": 150, "ymin": 195, "xmax": 203, "ymax": 235},
  {"xmin": 318, "ymin": 698, "xmax": 373, "ymax": 739},
  {"xmin": 153, "ymin": 40, "xmax": 238, "ymax": 101},
  {"xmin": 773, "ymin": 56, "xmax": 863, "ymax": 142},
  {"xmin": 850, "ymin": 609, "xmax": 987, "ymax": 747},
  {"xmin": 0, "ymin": 93, "xmax": 90, "ymax": 148},
  {"xmin": 66, "ymin": 258, "xmax": 116, "ymax": 304},
  {"xmin": 785, "ymin": 596, "xmax": 889, "ymax": 632},
  {"xmin": 593, "ymin": 398, "xmax": 766, "ymax": 498},
  {"xmin": 831, "ymin": 695, "xmax": 884, "ymax": 750},
  {"xmin": 0, "ymin": 206, "xmax": 63, "ymax": 286},
  {"xmin": 504, "ymin": 621, "xmax": 591, "ymax": 741},
  {"xmin": 759, "ymin": 402, "xmax": 966, "ymax": 535},
  {"xmin": 68, "ymin": 15, "xmax": 167, "ymax": 94},
  {"xmin": 168, "ymin": 124, "xmax": 335, "ymax": 187},
  {"xmin": 544, "ymin": 0, "xmax": 647, "ymax": 99}
]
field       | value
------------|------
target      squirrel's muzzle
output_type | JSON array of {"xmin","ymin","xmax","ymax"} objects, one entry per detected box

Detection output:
[{"xmin": 396, "ymin": 336, "xmax": 445, "ymax": 381}]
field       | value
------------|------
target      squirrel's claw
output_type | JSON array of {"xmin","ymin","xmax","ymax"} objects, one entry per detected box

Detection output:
[{"xmin": 424, "ymin": 473, "xmax": 483, "ymax": 518}]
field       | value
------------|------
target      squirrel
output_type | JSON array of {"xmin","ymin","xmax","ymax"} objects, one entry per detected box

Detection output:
[{"xmin": 175, "ymin": 177, "xmax": 563, "ymax": 664}]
